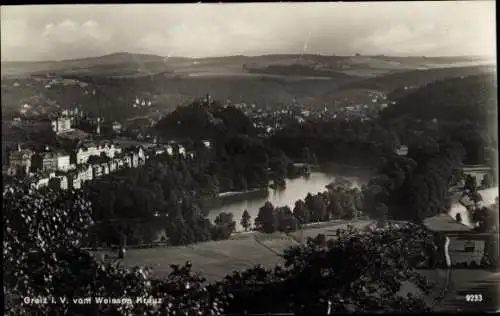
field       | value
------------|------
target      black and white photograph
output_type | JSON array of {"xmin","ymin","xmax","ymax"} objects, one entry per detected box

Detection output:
[{"xmin": 2, "ymin": 2, "xmax": 498, "ymax": 315}]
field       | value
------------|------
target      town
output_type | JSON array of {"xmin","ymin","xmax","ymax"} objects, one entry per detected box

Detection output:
[{"xmin": 2, "ymin": 3, "xmax": 498, "ymax": 316}]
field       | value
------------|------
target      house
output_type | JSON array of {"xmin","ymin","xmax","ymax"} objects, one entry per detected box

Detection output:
[
  {"xmin": 92, "ymin": 164, "xmax": 104, "ymax": 178},
  {"xmin": 75, "ymin": 164, "xmax": 93, "ymax": 183},
  {"xmin": 51, "ymin": 116, "xmax": 72, "ymax": 134},
  {"xmin": 178, "ymin": 144, "xmax": 186, "ymax": 156},
  {"xmin": 112, "ymin": 121, "xmax": 123, "ymax": 133},
  {"xmin": 131, "ymin": 152, "xmax": 139, "ymax": 168},
  {"xmin": 68, "ymin": 164, "xmax": 93, "ymax": 189},
  {"xmin": 108, "ymin": 159, "xmax": 118, "ymax": 173},
  {"xmin": 137, "ymin": 146, "xmax": 146, "ymax": 161},
  {"xmin": 9, "ymin": 146, "xmax": 34, "ymax": 176},
  {"xmin": 56, "ymin": 153, "xmax": 71, "ymax": 171},
  {"xmin": 3, "ymin": 166, "xmax": 16, "ymax": 177},
  {"xmin": 395, "ymin": 145, "xmax": 409, "ymax": 156},
  {"xmin": 101, "ymin": 163, "xmax": 110, "ymax": 175},
  {"xmin": 32, "ymin": 177, "xmax": 50, "ymax": 189},
  {"xmin": 121, "ymin": 154, "xmax": 132, "ymax": 168},
  {"xmin": 202, "ymin": 140, "xmax": 212, "ymax": 149},
  {"xmin": 67, "ymin": 171, "xmax": 82, "ymax": 189},
  {"xmin": 49, "ymin": 174, "xmax": 69, "ymax": 190},
  {"xmin": 74, "ymin": 142, "xmax": 122, "ymax": 165},
  {"xmin": 31, "ymin": 151, "xmax": 58, "ymax": 173},
  {"xmin": 165, "ymin": 145, "xmax": 173, "ymax": 156}
]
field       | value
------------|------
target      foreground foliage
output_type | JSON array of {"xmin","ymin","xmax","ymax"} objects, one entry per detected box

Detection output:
[{"xmin": 3, "ymin": 182, "xmax": 437, "ymax": 315}]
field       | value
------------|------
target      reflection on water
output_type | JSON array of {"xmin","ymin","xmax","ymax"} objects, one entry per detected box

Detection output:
[
  {"xmin": 208, "ymin": 172, "xmax": 366, "ymax": 232},
  {"xmin": 448, "ymin": 187, "xmax": 499, "ymax": 227}
]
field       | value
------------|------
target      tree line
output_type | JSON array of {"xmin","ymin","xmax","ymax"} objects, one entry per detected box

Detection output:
[
  {"xmin": 362, "ymin": 139, "xmax": 466, "ymax": 223},
  {"xmin": 253, "ymin": 180, "xmax": 363, "ymax": 234}
]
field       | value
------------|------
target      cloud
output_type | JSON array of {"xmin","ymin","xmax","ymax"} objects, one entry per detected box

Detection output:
[
  {"xmin": 41, "ymin": 19, "xmax": 110, "ymax": 44},
  {"xmin": 0, "ymin": 2, "xmax": 496, "ymax": 61}
]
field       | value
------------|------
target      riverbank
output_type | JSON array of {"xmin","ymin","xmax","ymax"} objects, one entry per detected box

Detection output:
[{"xmin": 200, "ymin": 187, "xmax": 269, "ymax": 211}]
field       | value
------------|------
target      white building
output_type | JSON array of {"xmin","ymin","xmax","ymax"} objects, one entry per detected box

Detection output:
[
  {"xmin": 202, "ymin": 140, "xmax": 212, "ymax": 149},
  {"xmin": 395, "ymin": 145, "xmax": 409, "ymax": 156},
  {"xmin": 166, "ymin": 145, "xmax": 174, "ymax": 156},
  {"xmin": 51, "ymin": 117, "xmax": 72, "ymax": 134},
  {"xmin": 178, "ymin": 144, "xmax": 186, "ymax": 156},
  {"xmin": 56, "ymin": 154, "xmax": 71, "ymax": 171},
  {"xmin": 112, "ymin": 121, "xmax": 123, "ymax": 133},
  {"xmin": 75, "ymin": 143, "xmax": 122, "ymax": 165}
]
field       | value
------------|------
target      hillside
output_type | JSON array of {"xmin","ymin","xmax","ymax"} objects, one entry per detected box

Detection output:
[
  {"xmin": 153, "ymin": 100, "xmax": 255, "ymax": 140},
  {"xmin": 339, "ymin": 65, "xmax": 495, "ymax": 94},
  {"xmin": 1, "ymin": 53, "xmax": 495, "ymax": 122},
  {"xmin": 2, "ymin": 53, "xmax": 491, "ymax": 78},
  {"xmin": 380, "ymin": 73, "xmax": 497, "ymax": 125}
]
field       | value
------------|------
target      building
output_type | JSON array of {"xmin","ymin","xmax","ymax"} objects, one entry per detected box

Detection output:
[
  {"xmin": 112, "ymin": 121, "xmax": 123, "ymax": 133},
  {"xmin": 32, "ymin": 151, "xmax": 59, "ymax": 173},
  {"xmin": 178, "ymin": 144, "xmax": 186, "ymax": 156},
  {"xmin": 32, "ymin": 176, "xmax": 50, "ymax": 189},
  {"xmin": 165, "ymin": 145, "xmax": 173, "ymax": 156},
  {"xmin": 48, "ymin": 173, "xmax": 69, "ymax": 191},
  {"xmin": 202, "ymin": 140, "xmax": 212, "ymax": 149},
  {"xmin": 56, "ymin": 153, "xmax": 71, "ymax": 171},
  {"xmin": 67, "ymin": 171, "xmax": 82, "ymax": 190},
  {"xmin": 51, "ymin": 116, "xmax": 72, "ymax": 134},
  {"xmin": 31, "ymin": 172, "xmax": 57, "ymax": 190},
  {"xmin": 68, "ymin": 164, "xmax": 93, "ymax": 189},
  {"xmin": 92, "ymin": 164, "xmax": 104, "ymax": 179},
  {"xmin": 74, "ymin": 143, "xmax": 122, "ymax": 165},
  {"xmin": 395, "ymin": 145, "xmax": 409, "ymax": 156},
  {"xmin": 3, "ymin": 166, "xmax": 16, "ymax": 177},
  {"xmin": 9, "ymin": 146, "xmax": 34, "ymax": 176}
]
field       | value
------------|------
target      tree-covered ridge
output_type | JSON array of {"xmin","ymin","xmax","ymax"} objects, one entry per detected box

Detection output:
[
  {"xmin": 381, "ymin": 73, "xmax": 497, "ymax": 125},
  {"xmin": 4, "ymin": 181, "xmax": 436, "ymax": 315},
  {"xmin": 153, "ymin": 98, "xmax": 256, "ymax": 140},
  {"xmin": 268, "ymin": 118, "xmax": 399, "ymax": 167}
]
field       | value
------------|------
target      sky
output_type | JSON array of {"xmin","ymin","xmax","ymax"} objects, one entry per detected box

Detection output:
[{"xmin": 0, "ymin": 2, "xmax": 496, "ymax": 61}]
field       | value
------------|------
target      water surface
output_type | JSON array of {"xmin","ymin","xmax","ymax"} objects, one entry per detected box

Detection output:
[{"xmin": 208, "ymin": 171, "xmax": 367, "ymax": 231}]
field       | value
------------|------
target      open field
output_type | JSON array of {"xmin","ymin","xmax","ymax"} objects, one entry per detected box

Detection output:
[
  {"xmin": 91, "ymin": 219, "xmax": 457, "ymax": 307},
  {"xmin": 92, "ymin": 220, "xmax": 375, "ymax": 280}
]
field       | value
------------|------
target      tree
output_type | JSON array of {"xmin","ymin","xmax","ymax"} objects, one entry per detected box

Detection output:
[
  {"xmin": 255, "ymin": 202, "xmax": 277, "ymax": 233},
  {"xmin": 3, "ymin": 182, "xmax": 230, "ymax": 315},
  {"xmin": 241, "ymin": 210, "xmax": 252, "ymax": 232},
  {"xmin": 293, "ymin": 200, "xmax": 311, "ymax": 224},
  {"xmin": 327, "ymin": 197, "xmax": 343, "ymax": 219},
  {"xmin": 213, "ymin": 212, "xmax": 236, "ymax": 239},
  {"xmin": 464, "ymin": 175, "xmax": 477, "ymax": 192},
  {"xmin": 305, "ymin": 194, "xmax": 328, "ymax": 222},
  {"xmin": 222, "ymin": 223, "xmax": 434, "ymax": 314},
  {"xmin": 275, "ymin": 206, "xmax": 299, "ymax": 233}
]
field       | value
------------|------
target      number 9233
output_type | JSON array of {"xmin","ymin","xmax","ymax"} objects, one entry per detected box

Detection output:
[{"xmin": 465, "ymin": 294, "xmax": 483, "ymax": 302}]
